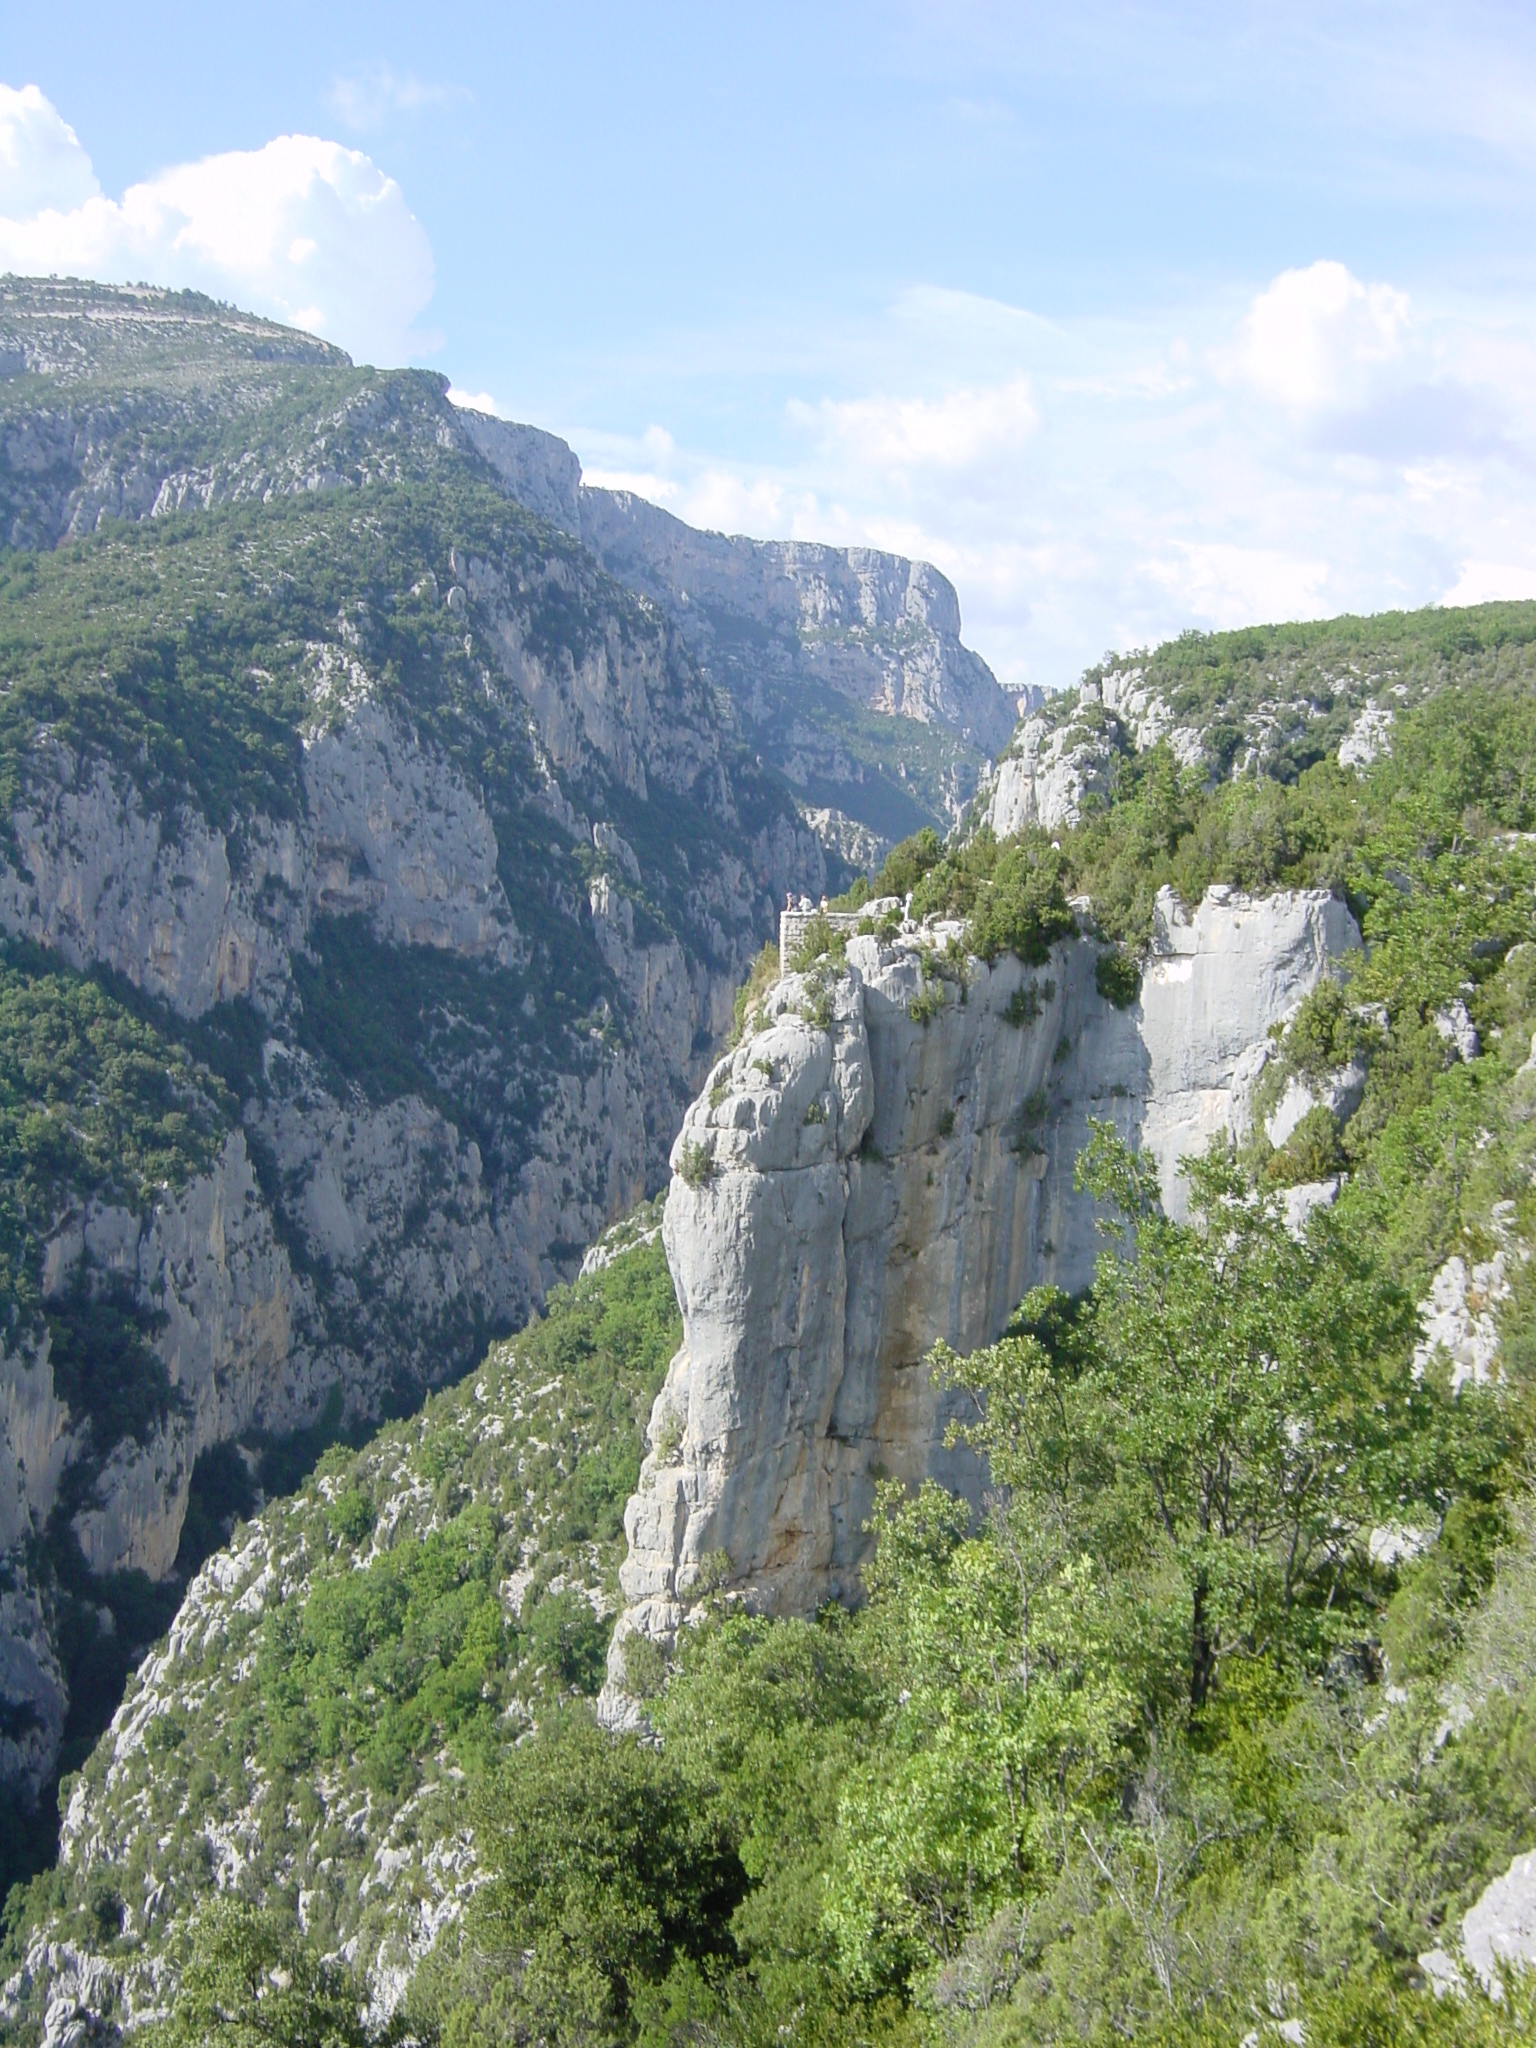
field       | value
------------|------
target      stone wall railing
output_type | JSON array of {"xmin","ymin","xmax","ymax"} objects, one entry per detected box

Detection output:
[{"xmin": 779, "ymin": 899, "xmax": 902, "ymax": 972}]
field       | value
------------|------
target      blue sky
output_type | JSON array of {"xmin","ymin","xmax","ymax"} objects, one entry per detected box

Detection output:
[{"xmin": 4, "ymin": 2, "xmax": 1536, "ymax": 693}]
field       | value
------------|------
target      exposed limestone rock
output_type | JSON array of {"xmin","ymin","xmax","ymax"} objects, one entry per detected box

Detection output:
[
  {"xmin": 1265, "ymin": 1061, "xmax": 1369, "ymax": 1148},
  {"xmin": 453, "ymin": 411, "xmax": 582, "ymax": 536},
  {"xmin": 1339, "ymin": 699, "xmax": 1394, "ymax": 771},
  {"xmin": 1414, "ymin": 1211, "xmax": 1521, "ymax": 1393},
  {"xmin": 983, "ymin": 715, "xmax": 1112, "ymax": 836},
  {"xmin": 1422, "ymin": 1849, "xmax": 1536, "ymax": 1997},
  {"xmin": 593, "ymin": 820, "xmax": 641, "ymax": 882},
  {"xmin": 0, "ymin": 1570, "xmax": 67, "ymax": 1806},
  {"xmin": 983, "ymin": 671, "xmax": 1203, "ymax": 838},
  {"xmin": 607, "ymin": 885, "xmax": 1361, "ymax": 1685},
  {"xmin": 1436, "ymin": 997, "xmax": 1482, "ymax": 1063},
  {"xmin": 0, "ymin": 699, "xmax": 522, "ymax": 1020},
  {"xmin": 303, "ymin": 701, "xmax": 522, "ymax": 962},
  {"xmin": 580, "ymin": 488, "xmax": 1015, "ymax": 756},
  {"xmin": 1464, "ymin": 1850, "xmax": 1536, "ymax": 1991},
  {"xmin": 796, "ymin": 804, "xmax": 891, "ymax": 878},
  {"xmin": 32, "ymin": 1131, "xmax": 317, "ymax": 1585},
  {"xmin": 251, "ymin": 1079, "xmax": 527, "ymax": 1388},
  {"xmin": 0, "ymin": 1333, "xmax": 71, "ymax": 1553},
  {"xmin": 73, "ymin": 1426, "xmax": 192, "ymax": 1583},
  {"xmin": 1281, "ymin": 1177, "xmax": 1341, "ymax": 1237},
  {"xmin": 1140, "ymin": 887, "xmax": 1361, "ymax": 1206},
  {"xmin": 0, "ymin": 739, "xmax": 303, "ymax": 1016}
]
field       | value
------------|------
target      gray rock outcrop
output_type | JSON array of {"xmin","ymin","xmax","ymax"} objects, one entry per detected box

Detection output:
[
  {"xmin": 580, "ymin": 488, "xmax": 1015, "ymax": 757},
  {"xmin": 982, "ymin": 667, "xmax": 1203, "ymax": 838},
  {"xmin": 1421, "ymin": 1848, "xmax": 1536, "ymax": 1997},
  {"xmin": 607, "ymin": 885, "xmax": 1361, "ymax": 1680},
  {"xmin": 454, "ymin": 412, "xmax": 582, "ymax": 536}
]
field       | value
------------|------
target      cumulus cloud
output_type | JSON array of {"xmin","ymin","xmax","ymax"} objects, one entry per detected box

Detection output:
[
  {"xmin": 577, "ymin": 256, "xmax": 1536, "ymax": 695},
  {"xmin": 1442, "ymin": 560, "xmax": 1536, "ymax": 607},
  {"xmin": 447, "ymin": 387, "xmax": 506, "ymax": 416},
  {"xmin": 793, "ymin": 374, "xmax": 1038, "ymax": 473},
  {"xmin": 1146, "ymin": 542, "xmax": 1333, "ymax": 630},
  {"xmin": 1237, "ymin": 259, "xmax": 1409, "ymax": 411},
  {"xmin": 0, "ymin": 84, "xmax": 435, "ymax": 364},
  {"xmin": 0, "ymin": 83, "xmax": 98, "ymax": 217}
]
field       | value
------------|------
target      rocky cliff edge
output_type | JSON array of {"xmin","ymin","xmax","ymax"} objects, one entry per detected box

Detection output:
[{"xmin": 605, "ymin": 884, "xmax": 1360, "ymax": 1697}]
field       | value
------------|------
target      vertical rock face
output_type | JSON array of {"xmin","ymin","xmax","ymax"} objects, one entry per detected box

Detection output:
[
  {"xmin": 1137, "ymin": 886, "xmax": 1362, "ymax": 1207},
  {"xmin": 579, "ymin": 489, "xmax": 1014, "ymax": 753},
  {"xmin": 577, "ymin": 486, "xmax": 1015, "ymax": 838},
  {"xmin": 608, "ymin": 886, "xmax": 1361, "ymax": 1678},
  {"xmin": 453, "ymin": 413, "xmax": 582, "ymax": 537}
]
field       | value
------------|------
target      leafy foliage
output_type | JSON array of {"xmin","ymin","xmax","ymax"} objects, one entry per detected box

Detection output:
[
  {"xmin": 20, "ymin": 577, "xmax": 1536, "ymax": 2044},
  {"xmin": 142, "ymin": 1896, "xmax": 392, "ymax": 2048}
]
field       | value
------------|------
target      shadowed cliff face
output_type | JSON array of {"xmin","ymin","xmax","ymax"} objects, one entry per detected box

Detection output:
[{"xmin": 605, "ymin": 885, "xmax": 1360, "ymax": 1697}]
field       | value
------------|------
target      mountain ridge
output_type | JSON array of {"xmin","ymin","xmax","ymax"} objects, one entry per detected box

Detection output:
[{"xmin": 0, "ymin": 274, "xmax": 1012, "ymax": 1883}]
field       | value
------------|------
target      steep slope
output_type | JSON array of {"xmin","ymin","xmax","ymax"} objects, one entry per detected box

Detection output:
[
  {"xmin": 0, "ymin": 277, "xmax": 837, "ymax": 1854},
  {"xmin": 579, "ymin": 488, "xmax": 1016, "ymax": 854},
  {"xmin": 980, "ymin": 602, "xmax": 1536, "ymax": 837},
  {"xmin": 11, "ymin": 605, "xmax": 1536, "ymax": 2044},
  {"xmin": 363, "ymin": 411, "xmax": 1017, "ymax": 861},
  {"xmin": 0, "ymin": 1213, "xmax": 679, "ymax": 2044}
]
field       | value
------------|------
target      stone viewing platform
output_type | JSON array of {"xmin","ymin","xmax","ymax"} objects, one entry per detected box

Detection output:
[{"xmin": 778, "ymin": 897, "xmax": 903, "ymax": 970}]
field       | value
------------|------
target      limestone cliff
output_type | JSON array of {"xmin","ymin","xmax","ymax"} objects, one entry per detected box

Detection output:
[
  {"xmin": 580, "ymin": 488, "xmax": 1013, "ymax": 753},
  {"xmin": 0, "ymin": 277, "xmax": 838, "ymax": 1818},
  {"xmin": 607, "ymin": 886, "xmax": 1360, "ymax": 1681},
  {"xmin": 578, "ymin": 486, "xmax": 1013, "ymax": 844}
]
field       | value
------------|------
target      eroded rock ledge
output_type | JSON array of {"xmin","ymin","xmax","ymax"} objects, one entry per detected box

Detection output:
[{"xmin": 605, "ymin": 885, "xmax": 1360, "ymax": 1695}]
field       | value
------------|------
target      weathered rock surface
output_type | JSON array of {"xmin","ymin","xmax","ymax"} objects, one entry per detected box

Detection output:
[
  {"xmin": 454, "ymin": 412, "xmax": 581, "ymax": 536},
  {"xmin": 1421, "ymin": 1848, "xmax": 1536, "ymax": 1996},
  {"xmin": 580, "ymin": 488, "xmax": 1015, "ymax": 755},
  {"xmin": 1414, "ymin": 1202, "xmax": 1522, "ymax": 1393},
  {"xmin": 982, "ymin": 667, "xmax": 1203, "ymax": 837},
  {"xmin": 1339, "ymin": 698, "xmax": 1395, "ymax": 771},
  {"xmin": 1265, "ymin": 1059, "xmax": 1369, "ymax": 1149},
  {"xmin": 608, "ymin": 884, "xmax": 1362, "ymax": 1678}
]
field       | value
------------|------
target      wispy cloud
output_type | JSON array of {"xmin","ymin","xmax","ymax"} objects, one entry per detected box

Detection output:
[
  {"xmin": 790, "ymin": 375, "xmax": 1038, "ymax": 474},
  {"xmin": 327, "ymin": 66, "xmax": 471, "ymax": 133},
  {"xmin": 558, "ymin": 260, "xmax": 1536, "ymax": 692}
]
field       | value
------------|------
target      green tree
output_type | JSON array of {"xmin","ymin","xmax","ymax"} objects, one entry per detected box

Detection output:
[
  {"xmin": 1066, "ymin": 1122, "xmax": 1441, "ymax": 1706},
  {"xmin": 143, "ymin": 1897, "xmax": 389, "ymax": 2048},
  {"xmin": 467, "ymin": 1710, "xmax": 745, "ymax": 2046}
]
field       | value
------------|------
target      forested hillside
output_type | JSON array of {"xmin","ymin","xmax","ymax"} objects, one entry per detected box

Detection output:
[
  {"xmin": 0, "ymin": 277, "xmax": 1016, "ymax": 1899},
  {"xmin": 9, "ymin": 606, "xmax": 1536, "ymax": 2044}
]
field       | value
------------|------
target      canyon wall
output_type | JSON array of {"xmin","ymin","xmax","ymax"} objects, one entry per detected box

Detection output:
[{"xmin": 607, "ymin": 886, "xmax": 1360, "ymax": 1689}]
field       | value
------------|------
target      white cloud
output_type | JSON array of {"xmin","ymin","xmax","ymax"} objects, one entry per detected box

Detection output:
[
  {"xmin": 447, "ymin": 387, "xmax": 505, "ymax": 416},
  {"xmin": 1442, "ymin": 560, "xmax": 1536, "ymax": 607},
  {"xmin": 568, "ymin": 258, "xmax": 1536, "ymax": 695},
  {"xmin": 0, "ymin": 83, "xmax": 98, "ymax": 218},
  {"xmin": 1146, "ymin": 542, "xmax": 1333, "ymax": 631},
  {"xmin": 0, "ymin": 86, "xmax": 435, "ymax": 364},
  {"xmin": 582, "ymin": 468, "xmax": 681, "ymax": 504},
  {"xmin": 793, "ymin": 374, "xmax": 1038, "ymax": 473},
  {"xmin": 1237, "ymin": 259, "xmax": 1410, "ymax": 411},
  {"xmin": 675, "ymin": 470, "xmax": 790, "ymax": 536}
]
